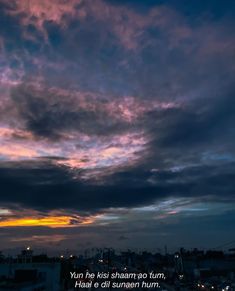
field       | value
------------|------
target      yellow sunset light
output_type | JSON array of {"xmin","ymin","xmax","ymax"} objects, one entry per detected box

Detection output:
[{"xmin": 0, "ymin": 216, "xmax": 71, "ymax": 227}]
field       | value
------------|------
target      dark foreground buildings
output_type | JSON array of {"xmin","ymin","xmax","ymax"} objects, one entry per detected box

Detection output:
[{"xmin": 0, "ymin": 247, "xmax": 235, "ymax": 290}]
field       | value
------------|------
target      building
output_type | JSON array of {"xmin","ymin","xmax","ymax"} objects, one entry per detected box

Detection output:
[{"xmin": 0, "ymin": 248, "xmax": 61, "ymax": 291}]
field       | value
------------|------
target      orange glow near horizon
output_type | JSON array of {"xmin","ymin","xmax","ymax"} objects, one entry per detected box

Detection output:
[{"xmin": 0, "ymin": 216, "xmax": 95, "ymax": 228}]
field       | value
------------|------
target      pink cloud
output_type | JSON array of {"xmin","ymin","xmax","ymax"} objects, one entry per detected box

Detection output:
[
  {"xmin": 2, "ymin": 0, "xmax": 190, "ymax": 51},
  {"xmin": 3, "ymin": 0, "xmax": 80, "ymax": 39}
]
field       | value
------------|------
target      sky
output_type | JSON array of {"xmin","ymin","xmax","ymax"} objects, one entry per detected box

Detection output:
[{"xmin": 0, "ymin": 0, "xmax": 235, "ymax": 254}]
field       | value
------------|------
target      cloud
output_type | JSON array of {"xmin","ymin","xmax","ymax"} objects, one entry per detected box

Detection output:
[
  {"xmin": 10, "ymin": 83, "xmax": 132, "ymax": 138},
  {"xmin": 0, "ymin": 79, "xmax": 234, "ymax": 215},
  {"xmin": 1, "ymin": 0, "xmax": 186, "ymax": 51},
  {"xmin": 0, "ymin": 0, "xmax": 235, "ymax": 250},
  {"xmin": 0, "ymin": 157, "xmax": 234, "ymax": 214}
]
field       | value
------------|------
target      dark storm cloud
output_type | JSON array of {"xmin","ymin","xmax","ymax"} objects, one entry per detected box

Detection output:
[
  {"xmin": 10, "ymin": 83, "xmax": 133, "ymax": 139},
  {"xmin": 148, "ymin": 89, "xmax": 235, "ymax": 149},
  {"xmin": 0, "ymin": 159, "xmax": 234, "ymax": 213},
  {"xmin": 10, "ymin": 79, "xmax": 235, "ymax": 147}
]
